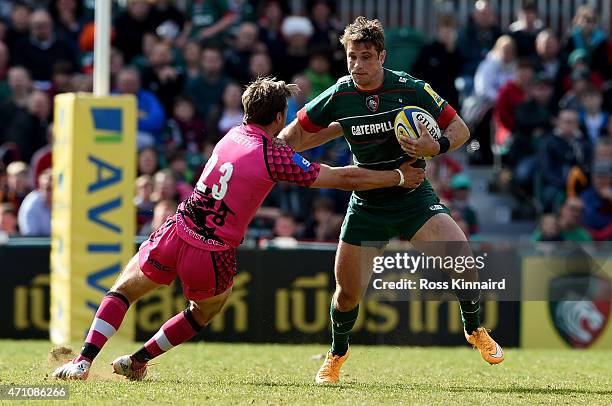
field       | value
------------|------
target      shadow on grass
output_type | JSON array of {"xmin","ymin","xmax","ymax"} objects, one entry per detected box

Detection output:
[{"xmin": 237, "ymin": 381, "xmax": 612, "ymax": 396}]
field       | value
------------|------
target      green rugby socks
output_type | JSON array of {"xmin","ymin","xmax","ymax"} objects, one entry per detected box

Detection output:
[
  {"xmin": 459, "ymin": 300, "xmax": 481, "ymax": 334},
  {"xmin": 330, "ymin": 302, "xmax": 359, "ymax": 356}
]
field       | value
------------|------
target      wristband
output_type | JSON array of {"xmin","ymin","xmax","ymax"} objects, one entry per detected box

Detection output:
[
  {"xmin": 394, "ymin": 168, "xmax": 405, "ymax": 186},
  {"xmin": 437, "ymin": 136, "xmax": 451, "ymax": 154}
]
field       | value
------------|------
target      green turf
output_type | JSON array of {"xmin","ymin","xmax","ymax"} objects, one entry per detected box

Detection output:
[{"xmin": 0, "ymin": 340, "xmax": 611, "ymax": 405}]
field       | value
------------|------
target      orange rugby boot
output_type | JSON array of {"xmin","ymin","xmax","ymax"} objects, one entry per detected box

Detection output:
[
  {"xmin": 465, "ymin": 327, "xmax": 505, "ymax": 365},
  {"xmin": 315, "ymin": 348, "xmax": 350, "ymax": 384}
]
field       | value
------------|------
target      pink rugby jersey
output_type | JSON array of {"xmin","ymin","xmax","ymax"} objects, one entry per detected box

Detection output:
[{"xmin": 176, "ymin": 124, "xmax": 321, "ymax": 250}]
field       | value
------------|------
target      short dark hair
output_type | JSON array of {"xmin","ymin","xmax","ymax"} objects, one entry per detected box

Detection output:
[
  {"xmin": 339, "ymin": 17, "xmax": 385, "ymax": 53},
  {"xmin": 242, "ymin": 77, "xmax": 298, "ymax": 126}
]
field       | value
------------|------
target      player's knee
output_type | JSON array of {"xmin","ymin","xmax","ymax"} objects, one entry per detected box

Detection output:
[
  {"xmin": 188, "ymin": 302, "xmax": 207, "ymax": 326},
  {"xmin": 188, "ymin": 301, "xmax": 223, "ymax": 327},
  {"xmin": 335, "ymin": 289, "xmax": 360, "ymax": 312}
]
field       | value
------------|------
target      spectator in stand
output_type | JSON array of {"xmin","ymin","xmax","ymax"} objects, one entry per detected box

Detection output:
[
  {"xmin": 303, "ymin": 51, "xmax": 334, "ymax": 99},
  {"xmin": 115, "ymin": 67, "xmax": 165, "ymax": 149},
  {"xmin": 561, "ymin": 48, "xmax": 604, "ymax": 93},
  {"xmin": 508, "ymin": 1, "xmax": 543, "ymax": 59},
  {"xmin": 167, "ymin": 95, "xmax": 206, "ymax": 164},
  {"xmin": 247, "ymin": 51, "xmax": 272, "ymax": 83},
  {"xmin": 456, "ymin": 0, "xmax": 502, "ymax": 91},
  {"xmin": 278, "ymin": 16, "xmax": 313, "ymax": 81},
  {"xmin": 257, "ymin": 0, "xmax": 287, "ymax": 74},
  {"xmin": 412, "ymin": 14, "xmax": 462, "ymax": 109},
  {"xmin": 137, "ymin": 146, "xmax": 158, "ymax": 177},
  {"xmin": 272, "ymin": 211, "xmax": 299, "ymax": 239},
  {"xmin": 224, "ymin": 21, "xmax": 262, "ymax": 84},
  {"xmin": 307, "ymin": 0, "xmax": 343, "ymax": 75},
  {"xmin": 580, "ymin": 159, "xmax": 612, "ymax": 241},
  {"xmin": 183, "ymin": 0, "xmax": 236, "ymax": 44},
  {"xmin": 139, "ymin": 199, "xmax": 177, "ymax": 236},
  {"xmin": 307, "ymin": 0, "xmax": 340, "ymax": 50},
  {"xmin": 4, "ymin": 90, "xmax": 50, "ymax": 162},
  {"xmin": 494, "ymin": 58, "xmax": 534, "ymax": 148},
  {"xmin": 49, "ymin": 0, "xmax": 85, "ymax": 55},
  {"xmin": 302, "ymin": 196, "xmax": 342, "ymax": 241},
  {"xmin": 0, "ymin": 202, "xmax": 18, "ymax": 237},
  {"xmin": 151, "ymin": 169, "xmax": 179, "ymax": 203},
  {"xmin": 556, "ymin": 197, "xmax": 592, "ymax": 241},
  {"xmin": 206, "ymin": 81, "xmax": 244, "ymax": 146},
  {"xmin": 539, "ymin": 109, "xmax": 592, "ymax": 211},
  {"xmin": 48, "ymin": 60, "xmax": 74, "ymax": 98},
  {"xmin": 0, "ymin": 66, "xmax": 32, "ymax": 136},
  {"xmin": 130, "ymin": 32, "xmax": 159, "ymax": 72},
  {"xmin": 70, "ymin": 72, "xmax": 92, "ymax": 92},
  {"xmin": 181, "ymin": 41, "xmax": 201, "ymax": 80},
  {"xmin": 1, "ymin": 66, "xmax": 32, "ymax": 111},
  {"xmin": 18, "ymin": 168, "xmax": 51, "ymax": 236},
  {"xmin": 563, "ymin": 4, "xmax": 610, "ymax": 81},
  {"xmin": 113, "ymin": 0, "xmax": 157, "ymax": 63},
  {"xmin": 166, "ymin": 152, "xmax": 193, "ymax": 201},
  {"xmin": 449, "ymin": 173, "xmax": 479, "ymax": 236},
  {"xmin": 534, "ymin": 29, "xmax": 564, "ymax": 101},
  {"xmin": 509, "ymin": 74, "xmax": 554, "ymax": 194},
  {"xmin": 140, "ymin": 41, "xmax": 185, "ymax": 116},
  {"xmin": 4, "ymin": 2, "xmax": 30, "ymax": 57},
  {"xmin": 533, "ymin": 213, "xmax": 564, "ymax": 241},
  {"xmin": 1, "ymin": 161, "xmax": 31, "ymax": 210},
  {"xmin": 578, "ymin": 85, "xmax": 608, "ymax": 145},
  {"xmin": 474, "ymin": 35, "xmax": 517, "ymax": 102},
  {"xmin": 11, "ymin": 9, "xmax": 75, "ymax": 87},
  {"xmin": 135, "ymin": 174, "xmax": 155, "ymax": 234},
  {"xmin": 286, "ymin": 73, "xmax": 311, "ymax": 124},
  {"xmin": 559, "ymin": 66, "xmax": 592, "ymax": 111},
  {"xmin": 185, "ymin": 44, "xmax": 229, "ymax": 118}
]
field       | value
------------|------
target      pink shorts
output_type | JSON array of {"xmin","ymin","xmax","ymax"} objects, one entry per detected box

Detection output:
[{"xmin": 138, "ymin": 216, "xmax": 237, "ymax": 301}]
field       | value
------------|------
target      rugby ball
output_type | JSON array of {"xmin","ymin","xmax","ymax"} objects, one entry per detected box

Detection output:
[{"xmin": 394, "ymin": 106, "xmax": 441, "ymax": 160}]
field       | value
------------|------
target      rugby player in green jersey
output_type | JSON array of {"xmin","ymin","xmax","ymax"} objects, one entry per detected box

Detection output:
[{"xmin": 279, "ymin": 17, "xmax": 505, "ymax": 384}]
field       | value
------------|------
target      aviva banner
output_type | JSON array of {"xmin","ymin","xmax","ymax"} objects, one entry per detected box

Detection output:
[
  {"xmin": 521, "ymin": 252, "xmax": 612, "ymax": 349},
  {"xmin": 50, "ymin": 94, "xmax": 136, "ymax": 344}
]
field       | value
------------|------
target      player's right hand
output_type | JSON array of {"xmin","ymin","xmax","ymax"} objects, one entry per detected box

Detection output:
[{"xmin": 398, "ymin": 161, "xmax": 426, "ymax": 189}]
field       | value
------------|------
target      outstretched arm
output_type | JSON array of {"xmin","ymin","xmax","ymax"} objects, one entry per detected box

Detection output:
[
  {"xmin": 279, "ymin": 119, "xmax": 343, "ymax": 152},
  {"xmin": 311, "ymin": 162, "xmax": 425, "ymax": 191}
]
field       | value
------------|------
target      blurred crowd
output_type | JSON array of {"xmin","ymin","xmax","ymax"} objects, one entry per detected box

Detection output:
[{"xmin": 0, "ymin": 0, "xmax": 610, "ymax": 243}]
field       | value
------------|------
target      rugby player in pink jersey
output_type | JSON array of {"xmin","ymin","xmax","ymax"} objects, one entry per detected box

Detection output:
[{"xmin": 51, "ymin": 77, "xmax": 425, "ymax": 380}]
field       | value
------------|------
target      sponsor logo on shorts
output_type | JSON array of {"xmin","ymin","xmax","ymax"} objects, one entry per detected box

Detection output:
[
  {"xmin": 147, "ymin": 258, "xmax": 173, "ymax": 272},
  {"xmin": 429, "ymin": 204, "xmax": 444, "ymax": 211}
]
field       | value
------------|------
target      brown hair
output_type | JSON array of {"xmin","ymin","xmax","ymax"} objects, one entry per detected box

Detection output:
[
  {"xmin": 242, "ymin": 77, "xmax": 298, "ymax": 125},
  {"xmin": 339, "ymin": 16, "xmax": 385, "ymax": 53}
]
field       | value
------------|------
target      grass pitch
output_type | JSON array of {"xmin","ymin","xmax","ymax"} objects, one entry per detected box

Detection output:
[{"xmin": 0, "ymin": 340, "xmax": 611, "ymax": 405}]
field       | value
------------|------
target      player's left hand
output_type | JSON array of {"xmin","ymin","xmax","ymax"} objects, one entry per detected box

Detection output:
[
  {"xmin": 272, "ymin": 137, "xmax": 287, "ymax": 147},
  {"xmin": 399, "ymin": 121, "xmax": 440, "ymax": 158}
]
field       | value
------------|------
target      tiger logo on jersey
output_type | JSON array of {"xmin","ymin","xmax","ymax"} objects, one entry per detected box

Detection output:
[{"xmin": 366, "ymin": 95, "xmax": 379, "ymax": 112}]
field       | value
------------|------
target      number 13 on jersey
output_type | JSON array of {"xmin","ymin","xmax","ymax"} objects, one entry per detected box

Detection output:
[{"xmin": 196, "ymin": 153, "xmax": 234, "ymax": 200}]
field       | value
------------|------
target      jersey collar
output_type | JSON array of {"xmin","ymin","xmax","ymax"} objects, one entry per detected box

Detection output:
[{"xmin": 243, "ymin": 123, "xmax": 272, "ymax": 139}]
